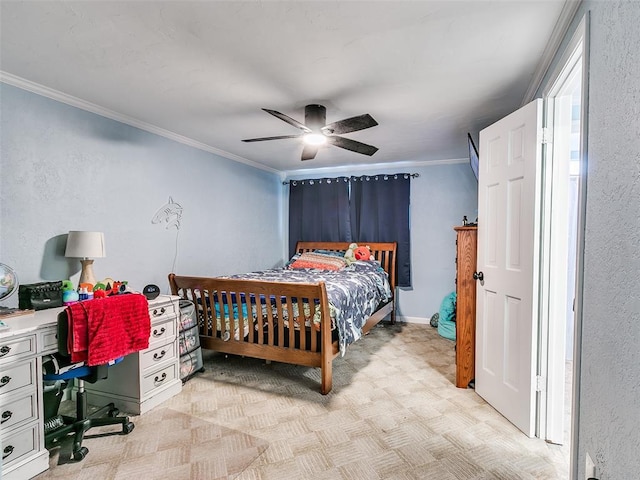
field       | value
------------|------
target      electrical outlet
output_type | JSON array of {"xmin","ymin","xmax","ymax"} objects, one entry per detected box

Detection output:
[{"xmin": 585, "ymin": 452, "xmax": 597, "ymax": 480}]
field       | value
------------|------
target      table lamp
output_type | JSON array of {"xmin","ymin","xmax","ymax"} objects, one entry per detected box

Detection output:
[{"xmin": 65, "ymin": 231, "xmax": 106, "ymax": 286}]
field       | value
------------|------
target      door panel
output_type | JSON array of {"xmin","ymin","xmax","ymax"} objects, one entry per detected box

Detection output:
[{"xmin": 476, "ymin": 99, "xmax": 543, "ymax": 437}]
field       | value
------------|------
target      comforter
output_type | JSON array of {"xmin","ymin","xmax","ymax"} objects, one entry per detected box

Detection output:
[{"xmin": 222, "ymin": 260, "xmax": 392, "ymax": 355}]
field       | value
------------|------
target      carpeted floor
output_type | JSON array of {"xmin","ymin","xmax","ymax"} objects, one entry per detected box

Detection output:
[{"xmin": 35, "ymin": 322, "xmax": 570, "ymax": 479}]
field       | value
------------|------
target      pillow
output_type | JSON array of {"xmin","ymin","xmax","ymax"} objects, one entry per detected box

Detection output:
[
  {"xmin": 284, "ymin": 252, "xmax": 302, "ymax": 268},
  {"xmin": 289, "ymin": 252, "xmax": 347, "ymax": 271},
  {"xmin": 313, "ymin": 249, "xmax": 346, "ymax": 258}
]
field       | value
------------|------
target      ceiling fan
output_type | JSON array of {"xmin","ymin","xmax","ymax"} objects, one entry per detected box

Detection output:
[{"xmin": 242, "ymin": 104, "xmax": 379, "ymax": 161}]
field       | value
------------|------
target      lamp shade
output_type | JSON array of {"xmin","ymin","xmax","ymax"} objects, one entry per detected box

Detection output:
[{"xmin": 65, "ymin": 231, "xmax": 106, "ymax": 259}]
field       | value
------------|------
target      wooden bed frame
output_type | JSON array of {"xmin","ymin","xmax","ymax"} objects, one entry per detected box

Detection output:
[{"xmin": 168, "ymin": 241, "xmax": 397, "ymax": 394}]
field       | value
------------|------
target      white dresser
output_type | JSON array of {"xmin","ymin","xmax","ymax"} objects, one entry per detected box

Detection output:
[
  {"xmin": 83, "ymin": 295, "xmax": 182, "ymax": 415},
  {"xmin": 0, "ymin": 307, "xmax": 62, "ymax": 480}
]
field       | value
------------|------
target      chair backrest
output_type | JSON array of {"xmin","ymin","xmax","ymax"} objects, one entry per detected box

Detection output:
[
  {"xmin": 60, "ymin": 294, "xmax": 151, "ymax": 367},
  {"xmin": 56, "ymin": 312, "xmax": 70, "ymax": 357},
  {"xmin": 47, "ymin": 310, "xmax": 120, "ymax": 383}
]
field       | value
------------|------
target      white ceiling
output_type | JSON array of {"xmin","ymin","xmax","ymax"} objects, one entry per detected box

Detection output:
[{"xmin": 0, "ymin": 1, "xmax": 572, "ymax": 174}]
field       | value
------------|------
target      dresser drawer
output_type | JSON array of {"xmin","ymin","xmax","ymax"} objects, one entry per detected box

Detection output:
[
  {"xmin": 0, "ymin": 335, "xmax": 36, "ymax": 365},
  {"xmin": 40, "ymin": 326, "xmax": 59, "ymax": 354},
  {"xmin": 0, "ymin": 359, "xmax": 36, "ymax": 397},
  {"xmin": 149, "ymin": 317, "xmax": 176, "ymax": 347},
  {"xmin": 1, "ymin": 423, "xmax": 38, "ymax": 469},
  {"xmin": 141, "ymin": 342, "xmax": 177, "ymax": 372},
  {"xmin": 0, "ymin": 391, "xmax": 37, "ymax": 432},
  {"xmin": 149, "ymin": 300, "xmax": 177, "ymax": 321},
  {"xmin": 142, "ymin": 363, "xmax": 178, "ymax": 397}
]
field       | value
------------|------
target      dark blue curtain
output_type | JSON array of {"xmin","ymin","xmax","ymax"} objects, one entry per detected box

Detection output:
[
  {"xmin": 288, "ymin": 177, "xmax": 351, "ymax": 256},
  {"xmin": 349, "ymin": 174, "xmax": 411, "ymax": 287}
]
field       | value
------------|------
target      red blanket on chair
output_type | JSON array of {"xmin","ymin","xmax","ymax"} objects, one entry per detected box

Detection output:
[{"xmin": 67, "ymin": 294, "xmax": 151, "ymax": 366}]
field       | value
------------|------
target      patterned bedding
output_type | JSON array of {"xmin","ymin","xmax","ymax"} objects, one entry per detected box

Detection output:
[{"xmin": 222, "ymin": 260, "xmax": 392, "ymax": 355}]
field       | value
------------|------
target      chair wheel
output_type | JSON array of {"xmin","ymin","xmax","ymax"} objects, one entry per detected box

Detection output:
[
  {"xmin": 123, "ymin": 422, "xmax": 135, "ymax": 434},
  {"xmin": 73, "ymin": 446, "xmax": 89, "ymax": 461},
  {"xmin": 108, "ymin": 408, "xmax": 120, "ymax": 417}
]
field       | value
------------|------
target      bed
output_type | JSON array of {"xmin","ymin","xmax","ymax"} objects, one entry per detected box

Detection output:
[{"xmin": 168, "ymin": 241, "xmax": 397, "ymax": 394}]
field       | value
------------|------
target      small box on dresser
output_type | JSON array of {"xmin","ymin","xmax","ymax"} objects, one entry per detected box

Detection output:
[{"xmin": 83, "ymin": 295, "xmax": 182, "ymax": 415}]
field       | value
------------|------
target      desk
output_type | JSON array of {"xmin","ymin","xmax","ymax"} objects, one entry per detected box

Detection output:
[
  {"xmin": 0, "ymin": 295, "xmax": 182, "ymax": 478},
  {"xmin": 0, "ymin": 307, "xmax": 62, "ymax": 479}
]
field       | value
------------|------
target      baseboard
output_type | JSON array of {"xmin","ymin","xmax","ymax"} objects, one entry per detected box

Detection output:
[{"xmin": 396, "ymin": 315, "xmax": 431, "ymax": 325}]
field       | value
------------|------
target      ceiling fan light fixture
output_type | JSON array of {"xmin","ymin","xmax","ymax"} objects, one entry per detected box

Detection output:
[
  {"xmin": 304, "ymin": 133, "xmax": 326, "ymax": 146},
  {"xmin": 244, "ymin": 105, "xmax": 378, "ymax": 160}
]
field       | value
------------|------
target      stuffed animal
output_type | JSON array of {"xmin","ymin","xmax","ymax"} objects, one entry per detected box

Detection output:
[
  {"xmin": 345, "ymin": 243, "xmax": 372, "ymax": 263},
  {"xmin": 344, "ymin": 243, "xmax": 359, "ymax": 265},
  {"xmin": 354, "ymin": 245, "xmax": 371, "ymax": 261}
]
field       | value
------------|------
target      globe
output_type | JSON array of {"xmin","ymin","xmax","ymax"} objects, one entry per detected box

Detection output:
[{"xmin": 0, "ymin": 263, "xmax": 18, "ymax": 301}]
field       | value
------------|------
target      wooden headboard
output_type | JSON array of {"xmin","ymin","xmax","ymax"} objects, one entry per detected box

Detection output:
[{"xmin": 295, "ymin": 241, "xmax": 397, "ymax": 293}]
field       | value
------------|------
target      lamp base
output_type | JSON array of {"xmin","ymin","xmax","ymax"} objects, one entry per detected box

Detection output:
[{"xmin": 79, "ymin": 259, "xmax": 97, "ymax": 287}]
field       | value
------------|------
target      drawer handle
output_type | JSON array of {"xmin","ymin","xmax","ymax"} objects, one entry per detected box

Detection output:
[
  {"xmin": 152, "ymin": 307, "xmax": 166, "ymax": 317},
  {"xmin": 1, "ymin": 410, "xmax": 13, "ymax": 424},
  {"xmin": 154, "ymin": 372, "xmax": 167, "ymax": 385},
  {"xmin": 152, "ymin": 327, "xmax": 166, "ymax": 337},
  {"xmin": 153, "ymin": 350, "xmax": 166, "ymax": 361},
  {"xmin": 3, "ymin": 445, "xmax": 14, "ymax": 460},
  {"xmin": 0, "ymin": 376, "xmax": 11, "ymax": 388},
  {"xmin": 0, "ymin": 345, "xmax": 10, "ymax": 357}
]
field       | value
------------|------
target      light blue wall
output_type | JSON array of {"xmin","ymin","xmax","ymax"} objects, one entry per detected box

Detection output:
[
  {"xmin": 286, "ymin": 162, "xmax": 478, "ymax": 321},
  {"xmin": 0, "ymin": 83, "xmax": 283, "ymax": 304},
  {"xmin": 537, "ymin": 2, "xmax": 640, "ymax": 479},
  {"xmin": 0, "ymin": 82, "xmax": 477, "ymax": 322}
]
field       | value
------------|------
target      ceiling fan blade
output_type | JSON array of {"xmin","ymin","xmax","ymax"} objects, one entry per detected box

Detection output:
[
  {"xmin": 263, "ymin": 109, "xmax": 311, "ymax": 133},
  {"xmin": 301, "ymin": 145, "xmax": 318, "ymax": 161},
  {"xmin": 323, "ymin": 114, "xmax": 378, "ymax": 135},
  {"xmin": 242, "ymin": 134, "xmax": 303, "ymax": 142},
  {"xmin": 327, "ymin": 136, "xmax": 378, "ymax": 156}
]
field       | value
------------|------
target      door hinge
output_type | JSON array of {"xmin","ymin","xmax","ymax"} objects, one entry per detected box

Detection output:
[
  {"xmin": 536, "ymin": 375, "xmax": 546, "ymax": 392},
  {"xmin": 541, "ymin": 127, "xmax": 552, "ymax": 144}
]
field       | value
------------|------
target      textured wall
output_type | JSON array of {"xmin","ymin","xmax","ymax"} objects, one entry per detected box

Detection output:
[
  {"xmin": 0, "ymin": 84, "xmax": 283, "ymax": 302},
  {"xmin": 0, "ymin": 80, "xmax": 477, "ymax": 322},
  {"xmin": 539, "ymin": 2, "xmax": 640, "ymax": 478},
  {"xmin": 577, "ymin": 2, "xmax": 640, "ymax": 478},
  {"xmin": 286, "ymin": 162, "xmax": 478, "ymax": 321}
]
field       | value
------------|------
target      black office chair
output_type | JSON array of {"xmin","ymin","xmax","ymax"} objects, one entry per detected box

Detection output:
[{"xmin": 42, "ymin": 313, "xmax": 135, "ymax": 462}]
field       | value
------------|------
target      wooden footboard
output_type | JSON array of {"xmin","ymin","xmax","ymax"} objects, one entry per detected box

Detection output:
[
  {"xmin": 168, "ymin": 241, "xmax": 396, "ymax": 394},
  {"xmin": 168, "ymin": 274, "xmax": 338, "ymax": 393}
]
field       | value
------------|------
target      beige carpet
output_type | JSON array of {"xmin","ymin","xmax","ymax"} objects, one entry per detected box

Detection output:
[
  {"xmin": 37, "ymin": 407, "xmax": 268, "ymax": 480},
  {"xmin": 36, "ymin": 322, "xmax": 570, "ymax": 479}
]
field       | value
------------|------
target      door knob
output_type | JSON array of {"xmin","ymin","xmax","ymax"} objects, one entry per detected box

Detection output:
[{"xmin": 473, "ymin": 271, "xmax": 484, "ymax": 281}]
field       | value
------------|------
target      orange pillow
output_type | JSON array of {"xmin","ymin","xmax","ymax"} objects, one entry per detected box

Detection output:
[{"xmin": 289, "ymin": 252, "xmax": 347, "ymax": 271}]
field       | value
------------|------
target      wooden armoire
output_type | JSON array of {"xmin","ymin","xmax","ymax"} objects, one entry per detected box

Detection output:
[{"xmin": 453, "ymin": 225, "xmax": 477, "ymax": 388}]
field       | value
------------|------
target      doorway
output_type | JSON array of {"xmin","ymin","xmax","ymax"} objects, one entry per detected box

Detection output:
[
  {"xmin": 474, "ymin": 14, "xmax": 588, "ymax": 478},
  {"xmin": 539, "ymin": 14, "xmax": 588, "ymax": 479}
]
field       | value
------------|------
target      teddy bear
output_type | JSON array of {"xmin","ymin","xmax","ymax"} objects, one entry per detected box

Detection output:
[
  {"xmin": 345, "ymin": 243, "xmax": 371, "ymax": 264},
  {"xmin": 344, "ymin": 242, "xmax": 358, "ymax": 264},
  {"xmin": 354, "ymin": 245, "xmax": 371, "ymax": 261}
]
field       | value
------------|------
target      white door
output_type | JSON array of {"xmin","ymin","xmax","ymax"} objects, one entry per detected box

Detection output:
[{"xmin": 475, "ymin": 99, "xmax": 544, "ymax": 437}]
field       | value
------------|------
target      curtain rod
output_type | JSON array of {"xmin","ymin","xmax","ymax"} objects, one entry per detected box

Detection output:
[{"xmin": 282, "ymin": 173, "xmax": 420, "ymax": 185}]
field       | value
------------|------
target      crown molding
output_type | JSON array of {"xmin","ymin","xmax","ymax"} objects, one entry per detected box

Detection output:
[
  {"xmin": 0, "ymin": 72, "xmax": 280, "ymax": 175},
  {"xmin": 282, "ymin": 157, "xmax": 467, "ymax": 180},
  {"xmin": 522, "ymin": 0, "xmax": 583, "ymax": 104}
]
